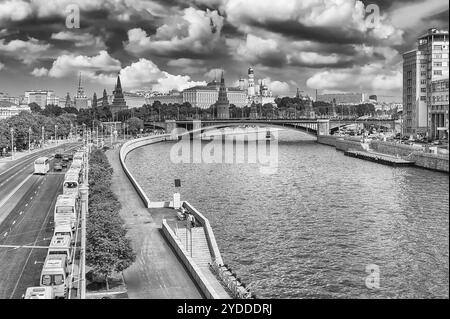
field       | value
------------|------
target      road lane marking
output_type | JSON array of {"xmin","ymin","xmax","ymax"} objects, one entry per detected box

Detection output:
[
  {"xmin": 3, "ymin": 232, "xmax": 7, "ymax": 237},
  {"xmin": 0, "ymin": 143, "xmax": 79, "ymax": 179},
  {"xmin": 10, "ymin": 184, "xmax": 59, "ymax": 299},
  {"xmin": 12, "ymin": 220, "xmax": 15, "ymax": 225},
  {"xmin": 0, "ymin": 174, "xmax": 33, "ymax": 211},
  {"xmin": 19, "ymin": 211, "xmax": 23, "ymax": 215}
]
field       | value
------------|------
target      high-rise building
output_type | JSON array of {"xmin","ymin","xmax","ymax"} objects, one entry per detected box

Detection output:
[
  {"xmin": 111, "ymin": 75, "xmax": 127, "ymax": 115},
  {"xmin": 403, "ymin": 28, "xmax": 449, "ymax": 137},
  {"xmin": 24, "ymin": 90, "xmax": 58, "ymax": 108},
  {"xmin": 74, "ymin": 73, "xmax": 89, "ymax": 110},
  {"xmin": 216, "ymin": 72, "xmax": 230, "ymax": 119},
  {"xmin": 429, "ymin": 78, "xmax": 449, "ymax": 140}
]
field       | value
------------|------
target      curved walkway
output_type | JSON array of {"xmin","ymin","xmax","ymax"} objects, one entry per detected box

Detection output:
[{"xmin": 106, "ymin": 148, "xmax": 202, "ymax": 299}]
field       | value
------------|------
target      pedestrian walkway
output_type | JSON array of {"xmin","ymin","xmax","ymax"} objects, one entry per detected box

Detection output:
[
  {"xmin": 175, "ymin": 227, "xmax": 231, "ymax": 299},
  {"xmin": 106, "ymin": 148, "xmax": 203, "ymax": 299}
]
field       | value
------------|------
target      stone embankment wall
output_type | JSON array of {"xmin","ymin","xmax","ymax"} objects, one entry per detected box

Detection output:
[{"xmin": 317, "ymin": 136, "xmax": 449, "ymax": 173}]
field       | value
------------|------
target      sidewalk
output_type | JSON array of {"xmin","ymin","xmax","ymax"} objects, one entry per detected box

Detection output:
[{"xmin": 105, "ymin": 148, "xmax": 203, "ymax": 299}]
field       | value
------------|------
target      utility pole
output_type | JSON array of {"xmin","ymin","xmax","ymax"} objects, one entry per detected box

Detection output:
[
  {"xmin": 28, "ymin": 127, "xmax": 32, "ymax": 153},
  {"xmin": 10, "ymin": 128, "xmax": 14, "ymax": 160},
  {"xmin": 41, "ymin": 126, "xmax": 44, "ymax": 148}
]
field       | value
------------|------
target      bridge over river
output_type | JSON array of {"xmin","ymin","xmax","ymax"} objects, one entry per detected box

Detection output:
[{"xmin": 145, "ymin": 118, "xmax": 398, "ymax": 137}]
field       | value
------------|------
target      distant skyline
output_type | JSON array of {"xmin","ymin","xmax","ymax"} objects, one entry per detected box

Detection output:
[{"xmin": 0, "ymin": 0, "xmax": 448, "ymax": 99}]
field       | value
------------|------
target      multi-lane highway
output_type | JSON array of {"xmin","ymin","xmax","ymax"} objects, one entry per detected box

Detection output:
[{"xmin": 0, "ymin": 143, "xmax": 79, "ymax": 299}]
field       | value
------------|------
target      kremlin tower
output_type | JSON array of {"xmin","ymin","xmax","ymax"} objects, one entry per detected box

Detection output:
[{"xmin": 215, "ymin": 71, "xmax": 230, "ymax": 119}]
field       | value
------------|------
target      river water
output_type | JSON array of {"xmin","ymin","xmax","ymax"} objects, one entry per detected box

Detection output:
[{"xmin": 126, "ymin": 130, "xmax": 449, "ymax": 299}]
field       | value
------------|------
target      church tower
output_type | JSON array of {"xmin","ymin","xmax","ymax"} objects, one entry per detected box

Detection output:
[
  {"xmin": 74, "ymin": 73, "xmax": 88, "ymax": 110},
  {"xmin": 216, "ymin": 71, "xmax": 230, "ymax": 119},
  {"xmin": 111, "ymin": 74, "xmax": 127, "ymax": 115},
  {"xmin": 247, "ymin": 67, "xmax": 255, "ymax": 97}
]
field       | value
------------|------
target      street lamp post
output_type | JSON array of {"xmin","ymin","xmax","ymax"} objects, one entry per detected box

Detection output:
[
  {"xmin": 41, "ymin": 126, "xmax": 44, "ymax": 148},
  {"xmin": 10, "ymin": 128, "xmax": 14, "ymax": 160},
  {"xmin": 28, "ymin": 127, "xmax": 32, "ymax": 153},
  {"xmin": 54, "ymin": 125, "xmax": 58, "ymax": 145}
]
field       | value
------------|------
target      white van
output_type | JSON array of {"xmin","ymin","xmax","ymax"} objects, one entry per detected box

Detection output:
[
  {"xmin": 54, "ymin": 223, "xmax": 73, "ymax": 242},
  {"xmin": 63, "ymin": 173, "xmax": 80, "ymax": 199},
  {"xmin": 40, "ymin": 255, "xmax": 69, "ymax": 299},
  {"xmin": 48, "ymin": 235, "xmax": 72, "ymax": 262}
]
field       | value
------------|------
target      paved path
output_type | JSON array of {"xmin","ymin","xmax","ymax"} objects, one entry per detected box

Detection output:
[{"xmin": 106, "ymin": 149, "xmax": 203, "ymax": 299}]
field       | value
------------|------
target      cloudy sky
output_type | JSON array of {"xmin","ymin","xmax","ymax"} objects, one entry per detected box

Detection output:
[{"xmin": 0, "ymin": 0, "xmax": 448, "ymax": 100}]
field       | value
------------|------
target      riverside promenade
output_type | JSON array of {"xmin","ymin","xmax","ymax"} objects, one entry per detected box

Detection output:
[{"xmin": 106, "ymin": 147, "xmax": 202, "ymax": 299}]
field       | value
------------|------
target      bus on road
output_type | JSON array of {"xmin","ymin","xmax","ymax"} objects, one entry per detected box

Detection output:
[
  {"xmin": 34, "ymin": 157, "xmax": 50, "ymax": 175},
  {"xmin": 54, "ymin": 194, "xmax": 78, "ymax": 230}
]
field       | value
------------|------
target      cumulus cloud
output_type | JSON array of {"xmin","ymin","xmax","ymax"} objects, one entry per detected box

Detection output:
[
  {"xmin": 31, "ymin": 67, "xmax": 48, "ymax": 77},
  {"xmin": 261, "ymin": 77, "xmax": 291, "ymax": 95},
  {"xmin": 306, "ymin": 63, "xmax": 402, "ymax": 93},
  {"xmin": 167, "ymin": 58, "xmax": 207, "ymax": 74},
  {"xmin": 0, "ymin": 0, "xmax": 33, "ymax": 23},
  {"xmin": 124, "ymin": 8, "xmax": 224, "ymax": 57},
  {"xmin": 51, "ymin": 31, "xmax": 106, "ymax": 49},
  {"xmin": 31, "ymin": 51, "xmax": 206, "ymax": 92},
  {"xmin": 232, "ymin": 34, "xmax": 286, "ymax": 67},
  {"xmin": 0, "ymin": 37, "xmax": 51, "ymax": 64},
  {"xmin": 34, "ymin": 50, "xmax": 121, "ymax": 80},
  {"xmin": 204, "ymin": 68, "xmax": 224, "ymax": 81},
  {"xmin": 223, "ymin": 0, "xmax": 403, "ymax": 44}
]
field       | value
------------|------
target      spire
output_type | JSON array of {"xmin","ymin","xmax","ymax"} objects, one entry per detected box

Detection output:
[
  {"xmin": 115, "ymin": 73, "xmax": 122, "ymax": 91},
  {"xmin": 78, "ymin": 72, "xmax": 82, "ymax": 89}
]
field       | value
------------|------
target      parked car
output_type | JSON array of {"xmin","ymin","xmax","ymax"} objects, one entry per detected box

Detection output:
[{"xmin": 54, "ymin": 162, "xmax": 63, "ymax": 171}]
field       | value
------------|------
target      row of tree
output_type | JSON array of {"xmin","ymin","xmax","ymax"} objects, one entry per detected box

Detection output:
[
  {"xmin": 86, "ymin": 149, "xmax": 136, "ymax": 289},
  {"xmin": 0, "ymin": 110, "xmax": 77, "ymax": 153}
]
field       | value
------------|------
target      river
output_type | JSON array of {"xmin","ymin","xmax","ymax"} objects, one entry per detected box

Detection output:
[{"xmin": 126, "ymin": 130, "xmax": 449, "ymax": 299}]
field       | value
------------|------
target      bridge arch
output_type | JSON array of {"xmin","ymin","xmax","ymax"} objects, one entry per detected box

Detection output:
[{"xmin": 171, "ymin": 121, "xmax": 319, "ymax": 138}]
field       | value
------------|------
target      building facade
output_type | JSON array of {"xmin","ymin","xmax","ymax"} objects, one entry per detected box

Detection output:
[
  {"xmin": 182, "ymin": 80, "xmax": 247, "ymax": 109},
  {"xmin": 24, "ymin": 90, "xmax": 58, "ymax": 108},
  {"xmin": 146, "ymin": 91, "xmax": 183, "ymax": 106},
  {"xmin": 0, "ymin": 93, "xmax": 20, "ymax": 105},
  {"xmin": 403, "ymin": 28, "xmax": 449, "ymax": 137},
  {"xmin": 0, "ymin": 101, "xmax": 31, "ymax": 120},
  {"xmin": 316, "ymin": 92, "xmax": 364, "ymax": 105},
  {"xmin": 429, "ymin": 78, "xmax": 449, "ymax": 139}
]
